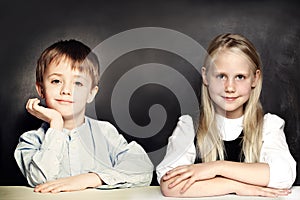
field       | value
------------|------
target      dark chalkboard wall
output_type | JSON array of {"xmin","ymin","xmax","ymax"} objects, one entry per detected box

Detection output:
[{"xmin": 1, "ymin": 0, "xmax": 299, "ymax": 186}]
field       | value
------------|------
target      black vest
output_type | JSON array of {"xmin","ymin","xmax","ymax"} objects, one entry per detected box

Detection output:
[{"xmin": 194, "ymin": 131, "xmax": 245, "ymax": 164}]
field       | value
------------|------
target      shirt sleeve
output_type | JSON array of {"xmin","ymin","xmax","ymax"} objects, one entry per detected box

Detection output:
[
  {"xmin": 156, "ymin": 115, "xmax": 196, "ymax": 184},
  {"xmin": 92, "ymin": 122, "xmax": 154, "ymax": 189},
  {"xmin": 260, "ymin": 113, "xmax": 297, "ymax": 188},
  {"xmin": 14, "ymin": 124, "xmax": 67, "ymax": 187}
]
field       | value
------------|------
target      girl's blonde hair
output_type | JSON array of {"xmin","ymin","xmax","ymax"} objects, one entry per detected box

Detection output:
[{"xmin": 197, "ymin": 33, "xmax": 264, "ymax": 163}]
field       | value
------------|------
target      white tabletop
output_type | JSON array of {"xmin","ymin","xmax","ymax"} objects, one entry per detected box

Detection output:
[{"xmin": 0, "ymin": 186, "xmax": 299, "ymax": 200}]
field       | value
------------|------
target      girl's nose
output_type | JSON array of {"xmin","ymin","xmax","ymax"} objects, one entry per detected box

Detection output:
[{"xmin": 224, "ymin": 79, "xmax": 236, "ymax": 93}]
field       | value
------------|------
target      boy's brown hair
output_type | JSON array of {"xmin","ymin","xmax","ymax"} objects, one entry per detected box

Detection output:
[{"xmin": 36, "ymin": 39, "xmax": 100, "ymax": 88}]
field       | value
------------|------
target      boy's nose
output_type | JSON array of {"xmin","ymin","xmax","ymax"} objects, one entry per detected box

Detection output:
[{"xmin": 61, "ymin": 84, "xmax": 72, "ymax": 95}]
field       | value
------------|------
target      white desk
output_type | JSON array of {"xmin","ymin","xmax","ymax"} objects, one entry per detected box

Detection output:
[{"xmin": 0, "ymin": 186, "xmax": 299, "ymax": 200}]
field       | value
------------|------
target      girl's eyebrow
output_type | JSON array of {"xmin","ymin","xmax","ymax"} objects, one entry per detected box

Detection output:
[{"xmin": 212, "ymin": 69, "xmax": 250, "ymax": 75}]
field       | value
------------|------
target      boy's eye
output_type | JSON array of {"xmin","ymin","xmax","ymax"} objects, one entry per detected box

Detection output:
[
  {"xmin": 75, "ymin": 81, "xmax": 83, "ymax": 87},
  {"xmin": 236, "ymin": 75, "xmax": 245, "ymax": 80},
  {"xmin": 51, "ymin": 79, "xmax": 61, "ymax": 84}
]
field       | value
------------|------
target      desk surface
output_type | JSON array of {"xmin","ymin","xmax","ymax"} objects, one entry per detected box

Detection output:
[{"xmin": 0, "ymin": 186, "xmax": 299, "ymax": 200}]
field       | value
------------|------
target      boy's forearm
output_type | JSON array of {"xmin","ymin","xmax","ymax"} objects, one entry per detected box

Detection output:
[{"xmin": 15, "ymin": 128, "xmax": 67, "ymax": 186}]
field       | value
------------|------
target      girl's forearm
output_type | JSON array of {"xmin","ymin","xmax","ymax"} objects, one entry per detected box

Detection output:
[
  {"xmin": 161, "ymin": 175, "xmax": 290, "ymax": 198},
  {"xmin": 215, "ymin": 161, "xmax": 270, "ymax": 186},
  {"xmin": 161, "ymin": 176, "xmax": 238, "ymax": 197}
]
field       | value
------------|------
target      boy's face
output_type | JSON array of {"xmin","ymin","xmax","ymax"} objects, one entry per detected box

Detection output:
[{"xmin": 36, "ymin": 59, "xmax": 98, "ymax": 121}]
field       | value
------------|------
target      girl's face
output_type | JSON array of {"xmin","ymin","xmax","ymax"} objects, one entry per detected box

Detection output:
[
  {"xmin": 37, "ymin": 59, "xmax": 98, "ymax": 122},
  {"xmin": 202, "ymin": 50, "xmax": 260, "ymax": 119}
]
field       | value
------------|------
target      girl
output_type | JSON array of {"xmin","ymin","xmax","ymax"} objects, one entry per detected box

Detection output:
[{"xmin": 156, "ymin": 33, "xmax": 296, "ymax": 197}]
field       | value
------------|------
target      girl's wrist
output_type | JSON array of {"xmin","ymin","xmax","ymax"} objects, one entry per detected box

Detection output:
[
  {"xmin": 231, "ymin": 179, "xmax": 243, "ymax": 195},
  {"xmin": 214, "ymin": 160, "xmax": 225, "ymax": 177}
]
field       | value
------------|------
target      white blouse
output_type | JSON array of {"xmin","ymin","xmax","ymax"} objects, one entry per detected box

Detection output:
[{"xmin": 156, "ymin": 113, "xmax": 296, "ymax": 188}]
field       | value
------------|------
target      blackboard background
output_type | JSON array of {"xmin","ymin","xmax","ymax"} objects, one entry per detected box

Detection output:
[{"xmin": 1, "ymin": 0, "xmax": 299, "ymax": 186}]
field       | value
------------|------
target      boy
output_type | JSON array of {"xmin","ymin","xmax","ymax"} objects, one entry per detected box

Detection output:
[{"xmin": 14, "ymin": 39, "xmax": 153, "ymax": 193}]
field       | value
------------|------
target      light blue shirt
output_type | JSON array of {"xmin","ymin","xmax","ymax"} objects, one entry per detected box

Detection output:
[{"xmin": 14, "ymin": 116, "xmax": 153, "ymax": 189}]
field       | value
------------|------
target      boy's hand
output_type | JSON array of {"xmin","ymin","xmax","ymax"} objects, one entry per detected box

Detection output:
[
  {"xmin": 26, "ymin": 98, "xmax": 63, "ymax": 130},
  {"xmin": 34, "ymin": 173, "xmax": 102, "ymax": 193}
]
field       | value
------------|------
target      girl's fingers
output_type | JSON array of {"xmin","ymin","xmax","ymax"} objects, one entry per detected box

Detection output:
[
  {"xmin": 180, "ymin": 177, "xmax": 195, "ymax": 193},
  {"xmin": 255, "ymin": 187, "xmax": 291, "ymax": 197},
  {"xmin": 169, "ymin": 165, "xmax": 188, "ymax": 173},
  {"xmin": 265, "ymin": 188, "xmax": 291, "ymax": 196},
  {"xmin": 164, "ymin": 167, "xmax": 189, "ymax": 180},
  {"xmin": 168, "ymin": 172, "xmax": 191, "ymax": 188}
]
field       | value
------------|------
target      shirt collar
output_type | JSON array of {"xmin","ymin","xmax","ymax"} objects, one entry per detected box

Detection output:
[
  {"xmin": 62, "ymin": 116, "xmax": 89, "ymax": 135},
  {"xmin": 216, "ymin": 114, "xmax": 244, "ymax": 141}
]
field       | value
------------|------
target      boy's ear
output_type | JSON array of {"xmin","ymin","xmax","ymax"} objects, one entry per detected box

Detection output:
[
  {"xmin": 35, "ymin": 82, "xmax": 44, "ymax": 98},
  {"xmin": 87, "ymin": 86, "xmax": 99, "ymax": 103},
  {"xmin": 251, "ymin": 70, "xmax": 261, "ymax": 87}
]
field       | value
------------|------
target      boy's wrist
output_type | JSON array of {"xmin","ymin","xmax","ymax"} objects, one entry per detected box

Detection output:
[
  {"xmin": 50, "ymin": 117, "xmax": 64, "ymax": 131},
  {"xmin": 88, "ymin": 173, "xmax": 103, "ymax": 188}
]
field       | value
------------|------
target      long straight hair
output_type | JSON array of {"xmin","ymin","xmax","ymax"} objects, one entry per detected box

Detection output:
[{"xmin": 197, "ymin": 33, "xmax": 264, "ymax": 163}]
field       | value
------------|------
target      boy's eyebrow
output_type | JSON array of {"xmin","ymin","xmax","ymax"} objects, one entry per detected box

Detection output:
[
  {"xmin": 73, "ymin": 74, "xmax": 89, "ymax": 81},
  {"xmin": 46, "ymin": 73, "xmax": 88, "ymax": 80},
  {"xmin": 47, "ymin": 73, "xmax": 63, "ymax": 78}
]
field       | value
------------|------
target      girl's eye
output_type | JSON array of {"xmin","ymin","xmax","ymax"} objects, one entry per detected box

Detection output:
[
  {"xmin": 217, "ymin": 74, "xmax": 226, "ymax": 80},
  {"xmin": 75, "ymin": 81, "xmax": 83, "ymax": 87},
  {"xmin": 51, "ymin": 79, "xmax": 61, "ymax": 84},
  {"xmin": 236, "ymin": 75, "xmax": 245, "ymax": 80}
]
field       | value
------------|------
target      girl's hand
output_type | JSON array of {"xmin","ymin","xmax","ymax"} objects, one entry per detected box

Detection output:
[
  {"xmin": 163, "ymin": 163, "xmax": 218, "ymax": 193},
  {"xmin": 34, "ymin": 173, "xmax": 102, "ymax": 193},
  {"xmin": 26, "ymin": 98, "xmax": 63, "ymax": 130},
  {"xmin": 235, "ymin": 182, "xmax": 291, "ymax": 197}
]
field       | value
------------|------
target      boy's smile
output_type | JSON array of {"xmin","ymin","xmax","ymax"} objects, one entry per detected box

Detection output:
[
  {"xmin": 55, "ymin": 99, "xmax": 74, "ymax": 104},
  {"xmin": 55, "ymin": 99, "xmax": 74, "ymax": 105}
]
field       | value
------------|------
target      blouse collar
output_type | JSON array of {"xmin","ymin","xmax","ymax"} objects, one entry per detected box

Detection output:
[{"xmin": 216, "ymin": 114, "xmax": 244, "ymax": 141}]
